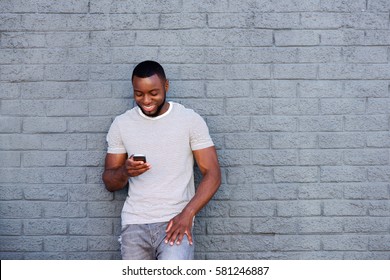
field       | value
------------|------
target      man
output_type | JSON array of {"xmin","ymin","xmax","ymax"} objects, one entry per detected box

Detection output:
[{"xmin": 102, "ymin": 60, "xmax": 221, "ymax": 260}]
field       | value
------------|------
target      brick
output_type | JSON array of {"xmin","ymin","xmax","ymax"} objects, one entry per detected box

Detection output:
[
  {"xmin": 89, "ymin": 99, "xmax": 131, "ymax": 116},
  {"xmin": 274, "ymin": 64, "xmax": 317, "ymax": 79},
  {"xmin": 45, "ymin": 65, "xmax": 89, "ymax": 81},
  {"xmin": 299, "ymin": 81, "xmax": 343, "ymax": 98},
  {"xmin": 299, "ymin": 149, "xmax": 343, "ymax": 165},
  {"xmin": 217, "ymin": 150, "xmax": 251, "ymax": 167},
  {"xmin": 69, "ymin": 184, "xmax": 113, "ymax": 202},
  {"xmin": 253, "ymin": 184, "xmax": 297, "ymax": 200},
  {"xmin": 274, "ymin": 167, "xmax": 318, "ymax": 183},
  {"xmin": 225, "ymin": 133, "xmax": 269, "ymax": 149},
  {"xmin": 0, "ymin": 184, "xmax": 24, "ymax": 200},
  {"xmin": 195, "ymin": 235, "xmax": 230, "ymax": 252},
  {"xmin": 368, "ymin": 201, "xmax": 390, "ymax": 216},
  {"xmin": 69, "ymin": 219, "xmax": 112, "ymax": 235},
  {"xmin": 344, "ymin": 81, "xmax": 389, "ymax": 98},
  {"xmin": 346, "ymin": 115, "xmax": 389, "ymax": 131},
  {"xmin": 299, "ymin": 116, "xmax": 343, "ymax": 132},
  {"xmin": 0, "ymin": 168, "xmax": 42, "ymax": 183},
  {"xmin": 207, "ymin": 218, "xmax": 251, "ymax": 234},
  {"xmin": 252, "ymin": 217, "xmax": 296, "ymax": 234},
  {"xmin": 0, "ymin": 201, "xmax": 42, "ymax": 218},
  {"xmin": 44, "ymin": 236, "xmax": 87, "ymax": 252},
  {"xmin": 87, "ymin": 201, "xmax": 123, "ymax": 217},
  {"xmin": 320, "ymin": 30, "xmax": 365, "ymax": 46},
  {"xmin": 22, "ymin": 151, "xmax": 66, "ymax": 167},
  {"xmin": 24, "ymin": 184, "xmax": 68, "ymax": 201},
  {"xmin": 320, "ymin": 0, "xmax": 366, "ymax": 11},
  {"xmin": 207, "ymin": 116, "xmax": 250, "ymax": 133},
  {"xmin": 297, "ymin": 217, "xmax": 343, "ymax": 233},
  {"xmin": 231, "ymin": 235, "xmax": 274, "ymax": 252},
  {"xmin": 226, "ymin": 98, "xmax": 270, "ymax": 115},
  {"xmin": 1, "ymin": 31, "xmax": 44, "ymax": 47},
  {"xmin": 319, "ymin": 133, "xmax": 366, "ymax": 148},
  {"xmin": 23, "ymin": 117, "xmax": 67, "ymax": 133},
  {"xmin": 227, "ymin": 167, "xmax": 273, "ymax": 184},
  {"xmin": 252, "ymin": 116, "xmax": 297, "ymax": 132},
  {"xmin": 206, "ymin": 81, "xmax": 250, "ymax": 98},
  {"xmin": 344, "ymin": 149, "xmax": 389, "ymax": 165},
  {"xmin": 226, "ymin": 64, "xmax": 271, "ymax": 80},
  {"xmin": 275, "ymin": 30, "xmax": 320, "ymax": 46},
  {"xmin": 321, "ymin": 166, "xmax": 367, "ymax": 182},
  {"xmin": 322, "ymin": 235, "xmax": 368, "ymax": 251},
  {"xmin": 67, "ymin": 151, "xmax": 105, "ymax": 167},
  {"xmin": 89, "ymin": 236, "xmax": 120, "ymax": 251},
  {"xmin": 273, "ymin": 98, "xmax": 319, "ymax": 115},
  {"xmin": 42, "ymin": 202, "xmax": 86, "ymax": 218},
  {"xmin": 367, "ymin": 132, "xmax": 390, "ymax": 148},
  {"xmin": 298, "ymin": 183, "xmax": 343, "ymax": 199},
  {"xmin": 365, "ymin": 30, "xmax": 390, "ymax": 45},
  {"xmin": 254, "ymin": 12, "xmax": 300, "ymax": 29},
  {"xmin": 320, "ymin": 98, "xmax": 366, "ymax": 115},
  {"xmin": 252, "ymin": 150, "xmax": 297, "ymax": 166},
  {"xmin": 274, "ymin": 235, "xmax": 321, "ymax": 251},
  {"xmin": 0, "ymin": 237, "xmax": 42, "ymax": 252},
  {"xmin": 0, "ymin": 83, "xmax": 19, "ymax": 99},
  {"xmin": 110, "ymin": 14, "xmax": 159, "ymax": 30},
  {"xmin": 1, "ymin": 65, "xmax": 44, "ymax": 82},
  {"xmin": 24, "ymin": 219, "xmax": 67, "ymax": 235},
  {"xmin": 344, "ymin": 183, "xmax": 389, "ymax": 199},
  {"xmin": 0, "ymin": 151, "xmax": 21, "ymax": 167},
  {"xmin": 367, "ymin": 98, "xmax": 390, "ymax": 114},
  {"xmin": 41, "ymin": 134, "xmax": 86, "ymax": 151},
  {"xmin": 344, "ymin": 217, "xmax": 389, "ymax": 233},
  {"xmin": 368, "ymin": 166, "xmax": 390, "ymax": 182},
  {"xmin": 319, "ymin": 64, "xmax": 390, "ymax": 79},
  {"xmin": 272, "ymin": 133, "xmax": 317, "ymax": 148},
  {"xmin": 228, "ymin": 0, "xmax": 321, "ymax": 12},
  {"xmin": 277, "ymin": 200, "xmax": 321, "ymax": 217},
  {"xmin": 161, "ymin": 13, "xmax": 207, "ymax": 29},
  {"xmin": 67, "ymin": 117, "xmax": 112, "ymax": 133},
  {"xmin": 229, "ymin": 201, "xmax": 275, "ymax": 217},
  {"xmin": 298, "ymin": 47, "xmax": 342, "ymax": 63},
  {"xmin": 42, "ymin": 167, "xmax": 86, "ymax": 184},
  {"xmin": 369, "ymin": 236, "xmax": 390, "ymax": 251},
  {"xmin": 0, "ymin": 220, "xmax": 22, "ymax": 235},
  {"xmin": 324, "ymin": 200, "xmax": 367, "ymax": 216},
  {"xmin": 343, "ymin": 47, "xmax": 388, "ymax": 63}
]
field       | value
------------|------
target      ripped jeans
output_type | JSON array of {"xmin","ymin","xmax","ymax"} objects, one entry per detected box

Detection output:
[{"xmin": 119, "ymin": 222, "xmax": 194, "ymax": 260}]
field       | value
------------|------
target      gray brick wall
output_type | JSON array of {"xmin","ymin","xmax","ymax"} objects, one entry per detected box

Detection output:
[{"xmin": 1, "ymin": 0, "xmax": 389, "ymax": 260}]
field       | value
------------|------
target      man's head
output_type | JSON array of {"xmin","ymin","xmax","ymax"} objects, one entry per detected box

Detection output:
[{"xmin": 131, "ymin": 61, "xmax": 169, "ymax": 117}]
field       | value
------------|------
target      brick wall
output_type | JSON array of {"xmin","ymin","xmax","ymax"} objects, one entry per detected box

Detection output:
[{"xmin": 1, "ymin": 0, "xmax": 389, "ymax": 259}]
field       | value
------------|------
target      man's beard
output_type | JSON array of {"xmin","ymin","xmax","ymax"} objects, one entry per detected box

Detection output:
[{"xmin": 138, "ymin": 93, "xmax": 166, "ymax": 118}]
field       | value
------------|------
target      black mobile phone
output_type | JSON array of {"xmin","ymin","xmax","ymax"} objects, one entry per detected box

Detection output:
[{"xmin": 132, "ymin": 154, "xmax": 146, "ymax": 163}]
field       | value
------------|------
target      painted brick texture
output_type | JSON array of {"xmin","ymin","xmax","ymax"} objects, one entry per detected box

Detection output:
[{"xmin": 0, "ymin": 0, "xmax": 389, "ymax": 260}]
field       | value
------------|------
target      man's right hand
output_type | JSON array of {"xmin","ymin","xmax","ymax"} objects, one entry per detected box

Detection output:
[
  {"xmin": 123, "ymin": 155, "xmax": 151, "ymax": 177},
  {"xmin": 102, "ymin": 153, "xmax": 151, "ymax": 192}
]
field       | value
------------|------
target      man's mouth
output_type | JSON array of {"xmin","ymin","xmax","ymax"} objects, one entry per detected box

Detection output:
[{"xmin": 142, "ymin": 105, "xmax": 156, "ymax": 113}]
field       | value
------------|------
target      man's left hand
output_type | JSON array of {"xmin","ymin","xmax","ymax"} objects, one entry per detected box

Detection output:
[{"xmin": 165, "ymin": 211, "xmax": 194, "ymax": 246}]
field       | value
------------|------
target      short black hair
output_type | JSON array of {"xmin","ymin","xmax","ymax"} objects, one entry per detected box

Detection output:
[{"xmin": 131, "ymin": 60, "xmax": 166, "ymax": 81}]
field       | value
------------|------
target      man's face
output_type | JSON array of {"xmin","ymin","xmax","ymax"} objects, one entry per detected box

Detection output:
[{"xmin": 132, "ymin": 74, "xmax": 169, "ymax": 117}]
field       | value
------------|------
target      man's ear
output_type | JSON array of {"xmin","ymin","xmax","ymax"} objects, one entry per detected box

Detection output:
[{"xmin": 165, "ymin": 79, "xmax": 169, "ymax": 92}]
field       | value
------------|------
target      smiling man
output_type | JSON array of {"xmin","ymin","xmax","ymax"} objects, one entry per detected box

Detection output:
[{"xmin": 102, "ymin": 60, "xmax": 221, "ymax": 260}]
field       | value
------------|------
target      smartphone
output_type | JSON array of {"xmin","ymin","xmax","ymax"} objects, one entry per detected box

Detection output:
[{"xmin": 132, "ymin": 154, "xmax": 146, "ymax": 163}]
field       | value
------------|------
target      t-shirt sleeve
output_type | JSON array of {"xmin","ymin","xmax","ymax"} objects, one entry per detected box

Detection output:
[
  {"xmin": 106, "ymin": 118, "xmax": 127, "ymax": 154},
  {"xmin": 190, "ymin": 113, "xmax": 214, "ymax": 151}
]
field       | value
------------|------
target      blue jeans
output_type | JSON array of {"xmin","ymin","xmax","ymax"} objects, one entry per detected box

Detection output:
[{"xmin": 120, "ymin": 222, "xmax": 194, "ymax": 260}]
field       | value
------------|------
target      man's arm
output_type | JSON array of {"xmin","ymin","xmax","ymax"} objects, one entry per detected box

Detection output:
[
  {"xmin": 165, "ymin": 146, "xmax": 221, "ymax": 245},
  {"xmin": 102, "ymin": 153, "xmax": 151, "ymax": 192}
]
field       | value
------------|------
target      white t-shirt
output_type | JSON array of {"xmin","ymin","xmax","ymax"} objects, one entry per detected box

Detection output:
[{"xmin": 106, "ymin": 102, "xmax": 214, "ymax": 225}]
